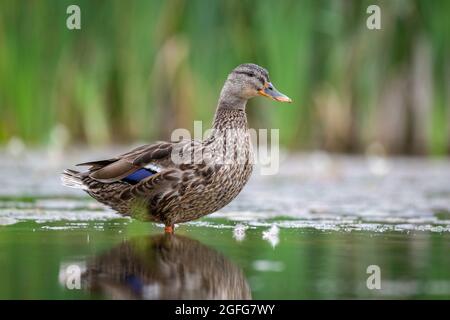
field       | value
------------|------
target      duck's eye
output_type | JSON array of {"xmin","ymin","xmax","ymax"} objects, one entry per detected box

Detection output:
[{"xmin": 234, "ymin": 71, "xmax": 255, "ymax": 78}]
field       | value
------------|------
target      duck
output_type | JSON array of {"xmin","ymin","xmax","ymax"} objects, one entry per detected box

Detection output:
[
  {"xmin": 81, "ymin": 234, "xmax": 251, "ymax": 299},
  {"xmin": 61, "ymin": 63, "xmax": 291, "ymax": 233}
]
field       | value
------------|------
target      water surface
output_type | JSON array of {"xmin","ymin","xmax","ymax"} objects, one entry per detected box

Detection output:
[{"xmin": 0, "ymin": 149, "xmax": 449, "ymax": 299}]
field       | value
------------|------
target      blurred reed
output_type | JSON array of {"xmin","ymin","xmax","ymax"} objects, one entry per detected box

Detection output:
[{"xmin": 0, "ymin": 0, "xmax": 449, "ymax": 155}]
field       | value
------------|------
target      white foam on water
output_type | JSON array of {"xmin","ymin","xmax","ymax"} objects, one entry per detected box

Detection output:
[
  {"xmin": 233, "ymin": 223, "xmax": 248, "ymax": 241},
  {"xmin": 0, "ymin": 207, "xmax": 122, "ymax": 222},
  {"xmin": 262, "ymin": 225, "xmax": 280, "ymax": 247},
  {"xmin": 0, "ymin": 217, "xmax": 18, "ymax": 226}
]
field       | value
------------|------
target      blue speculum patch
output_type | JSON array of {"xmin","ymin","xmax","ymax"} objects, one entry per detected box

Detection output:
[{"xmin": 122, "ymin": 168, "xmax": 155, "ymax": 184}]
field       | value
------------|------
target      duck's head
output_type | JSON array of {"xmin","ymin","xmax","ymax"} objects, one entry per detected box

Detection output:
[{"xmin": 220, "ymin": 63, "xmax": 292, "ymax": 105}]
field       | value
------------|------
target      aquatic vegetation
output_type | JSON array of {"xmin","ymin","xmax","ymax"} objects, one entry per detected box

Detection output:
[{"xmin": 0, "ymin": 1, "xmax": 449, "ymax": 154}]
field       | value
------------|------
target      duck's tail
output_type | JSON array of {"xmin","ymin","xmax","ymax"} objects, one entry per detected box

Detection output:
[{"xmin": 61, "ymin": 169, "xmax": 88, "ymax": 190}]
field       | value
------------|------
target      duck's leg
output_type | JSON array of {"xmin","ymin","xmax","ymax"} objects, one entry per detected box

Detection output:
[{"xmin": 164, "ymin": 224, "xmax": 174, "ymax": 234}]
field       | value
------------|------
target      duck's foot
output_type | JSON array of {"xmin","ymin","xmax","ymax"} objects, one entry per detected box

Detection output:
[{"xmin": 164, "ymin": 225, "xmax": 174, "ymax": 234}]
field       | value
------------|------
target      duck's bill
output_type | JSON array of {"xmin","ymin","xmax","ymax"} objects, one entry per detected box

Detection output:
[{"xmin": 258, "ymin": 83, "xmax": 292, "ymax": 103}]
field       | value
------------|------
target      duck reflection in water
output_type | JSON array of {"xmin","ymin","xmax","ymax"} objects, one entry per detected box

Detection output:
[{"xmin": 82, "ymin": 234, "xmax": 251, "ymax": 300}]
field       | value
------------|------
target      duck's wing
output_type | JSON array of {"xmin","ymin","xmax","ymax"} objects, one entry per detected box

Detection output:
[{"xmin": 77, "ymin": 141, "xmax": 175, "ymax": 183}]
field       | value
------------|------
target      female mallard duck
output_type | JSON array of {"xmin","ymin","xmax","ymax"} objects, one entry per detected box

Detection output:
[{"xmin": 62, "ymin": 63, "xmax": 291, "ymax": 232}]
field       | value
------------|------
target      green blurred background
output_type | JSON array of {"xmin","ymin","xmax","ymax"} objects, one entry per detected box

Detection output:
[{"xmin": 0, "ymin": 0, "xmax": 449, "ymax": 154}]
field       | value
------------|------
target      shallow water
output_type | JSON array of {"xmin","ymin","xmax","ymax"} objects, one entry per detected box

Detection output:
[{"xmin": 0, "ymin": 149, "xmax": 449, "ymax": 299}]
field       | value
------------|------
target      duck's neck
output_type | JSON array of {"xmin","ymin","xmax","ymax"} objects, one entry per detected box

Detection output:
[{"xmin": 212, "ymin": 95, "xmax": 248, "ymax": 130}]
